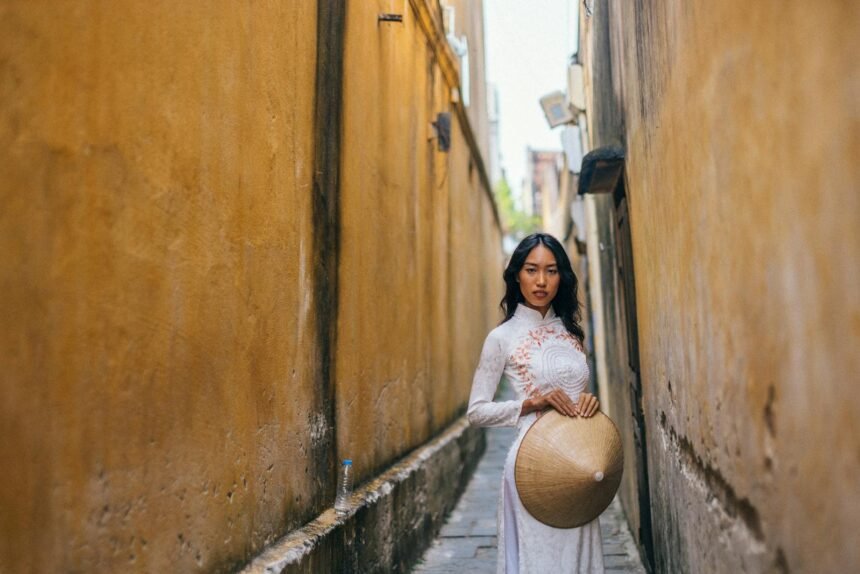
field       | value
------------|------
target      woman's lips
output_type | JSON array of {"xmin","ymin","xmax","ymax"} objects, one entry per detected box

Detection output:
[{"xmin": 533, "ymin": 291, "xmax": 548, "ymax": 298}]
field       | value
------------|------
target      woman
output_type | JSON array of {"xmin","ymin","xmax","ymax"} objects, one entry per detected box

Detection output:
[{"xmin": 467, "ymin": 232, "xmax": 603, "ymax": 574}]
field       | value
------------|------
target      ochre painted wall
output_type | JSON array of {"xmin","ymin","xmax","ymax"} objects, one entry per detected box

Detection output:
[
  {"xmin": 585, "ymin": 1, "xmax": 859, "ymax": 572},
  {"xmin": 0, "ymin": 4, "xmax": 321, "ymax": 572},
  {"xmin": 336, "ymin": 0, "xmax": 503, "ymax": 485},
  {"xmin": 1, "ymin": 1, "xmax": 502, "ymax": 572}
]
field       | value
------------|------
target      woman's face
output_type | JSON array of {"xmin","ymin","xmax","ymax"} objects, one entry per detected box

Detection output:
[{"xmin": 517, "ymin": 244, "xmax": 560, "ymax": 315}]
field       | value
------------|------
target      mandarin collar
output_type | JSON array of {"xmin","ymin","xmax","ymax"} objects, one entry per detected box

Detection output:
[{"xmin": 514, "ymin": 304, "xmax": 557, "ymax": 325}]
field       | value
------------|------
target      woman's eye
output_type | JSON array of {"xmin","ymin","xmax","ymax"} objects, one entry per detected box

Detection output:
[
  {"xmin": 548, "ymin": 269, "xmax": 558, "ymax": 275},
  {"xmin": 526, "ymin": 268, "xmax": 536, "ymax": 274}
]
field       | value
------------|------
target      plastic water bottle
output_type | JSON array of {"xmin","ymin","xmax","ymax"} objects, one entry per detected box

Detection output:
[{"xmin": 334, "ymin": 459, "xmax": 353, "ymax": 515}]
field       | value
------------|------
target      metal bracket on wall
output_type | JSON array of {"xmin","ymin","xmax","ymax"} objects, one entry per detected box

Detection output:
[{"xmin": 378, "ymin": 13, "xmax": 404, "ymax": 23}]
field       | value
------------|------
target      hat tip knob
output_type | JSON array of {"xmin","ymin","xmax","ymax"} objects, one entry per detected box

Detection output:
[{"xmin": 593, "ymin": 471, "xmax": 604, "ymax": 482}]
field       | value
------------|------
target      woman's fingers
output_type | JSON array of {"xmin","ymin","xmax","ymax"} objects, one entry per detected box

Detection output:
[
  {"xmin": 548, "ymin": 390, "xmax": 576, "ymax": 417},
  {"xmin": 543, "ymin": 390, "xmax": 601, "ymax": 418},
  {"xmin": 559, "ymin": 391, "xmax": 578, "ymax": 416},
  {"xmin": 585, "ymin": 396, "xmax": 597, "ymax": 417},
  {"xmin": 578, "ymin": 393, "xmax": 589, "ymax": 416},
  {"xmin": 585, "ymin": 395, "xmax": 599, "ymax": 417},
  {"xmin": 546, "ymin": 395, "xmax": 563, "ymax": 416},
  {"xmin": 559, "ymin": 395, "xmax": 577, "ymax": 417},
  {"xmin": 575, "ymin": 393, "xmax": 599, "ymax": 417},
  {"xmin": 576, "ymin": 393, "xmax": 589, "ymax": 415},
  {"xmin": 562, "ymin": 390, "xmax": 580, "ymax": 417}
]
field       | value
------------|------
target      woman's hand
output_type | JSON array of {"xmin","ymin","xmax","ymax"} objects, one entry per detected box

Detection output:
[
  {"xmin": 522, "ymin": 388, "xmax": 579, "ymax": 417},
  {"xmin": 576, "ymin": 392, "xmax": 599, "ymax": 417},
  {"xmin": 520, "ymin": 389, "xmax": 600, "ymax": 418}
]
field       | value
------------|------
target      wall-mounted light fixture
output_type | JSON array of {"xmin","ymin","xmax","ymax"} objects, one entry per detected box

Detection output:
[
  {"xmin": 577, "ymin": 146, "xmax": 625, "ymax": 196},
  {"xmin": 539, "ymin": 91, "xmax": 576, "ymax": 128}
]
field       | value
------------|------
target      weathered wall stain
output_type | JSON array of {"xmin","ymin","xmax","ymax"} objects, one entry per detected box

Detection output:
[
  {"xmin": 309, "ymin": 0, "xmax": 346, "ymax": 521},
  {"xmin": 658, "ymin": 411, "xmax": 764, "ymax": 544},
  {"xmin": 581, "ymin": 1, "xmax": 859, "ymax": 572},
  {"xmin": 0, "ymin": 1, "xmax": 501, "ymax": 572}
]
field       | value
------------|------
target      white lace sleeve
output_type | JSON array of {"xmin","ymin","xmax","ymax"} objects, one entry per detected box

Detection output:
[{"xmin": 467, "ymin": 332, "xmax": 524, "ymax": 427}]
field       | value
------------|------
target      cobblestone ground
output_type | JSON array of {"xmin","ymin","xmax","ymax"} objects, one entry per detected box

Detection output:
[{"xmin": 412, "ymin": 385, "xmax": 646, "ymax": 574}]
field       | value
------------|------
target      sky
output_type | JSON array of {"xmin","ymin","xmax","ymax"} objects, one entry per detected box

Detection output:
[{"xmin": 484, "ymin": 0, "xmax": 579, "ymax": 191}]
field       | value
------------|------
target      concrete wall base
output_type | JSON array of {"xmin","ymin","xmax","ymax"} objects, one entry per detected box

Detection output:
[{"xmin": 239, "ymin": 417, "xmax": 486, "ymax": 574}]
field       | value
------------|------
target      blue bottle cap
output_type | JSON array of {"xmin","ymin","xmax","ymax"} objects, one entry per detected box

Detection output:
[{"xmin": 343, "ymin": 459, "xmax": 352, "ymax": 465}]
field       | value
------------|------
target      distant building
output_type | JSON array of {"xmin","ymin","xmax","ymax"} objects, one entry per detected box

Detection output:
[{"xmin": 523, "ymin": 148, "xmax": 563, "ymax": 218}]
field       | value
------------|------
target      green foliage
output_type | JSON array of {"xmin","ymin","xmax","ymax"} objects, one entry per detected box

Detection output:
[{"xmin": 493, "ymin": 177, "xmax": 540, "ymax": 238}]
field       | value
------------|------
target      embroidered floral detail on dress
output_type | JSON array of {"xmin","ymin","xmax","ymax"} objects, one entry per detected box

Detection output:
[
  {"xmin": 511, "ymin": 331, "xmax": 544, "ymax": 399},
  {"xmin": 528, "ymin": 326, "xmax": 555, "ymax": 347},
  {"xmin": 508, "ymin": 325, "xmax": 588, "ymax": 401},
  {"xmin": 559, "ymin": 330, "xmax": 586, "ymax": 353}
]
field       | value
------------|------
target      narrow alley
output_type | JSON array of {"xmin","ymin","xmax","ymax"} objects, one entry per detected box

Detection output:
[
  {"xmin": 1, "ymin": 1, "xmax": 857, "ymax": 573},
  {"xmin": 413, "ymin": 384, "xmax": 645, "ymax": 574}
]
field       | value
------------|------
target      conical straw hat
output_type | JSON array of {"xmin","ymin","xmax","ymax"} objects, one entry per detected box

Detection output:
[{"xmin": 515, "ymin": 410, "xmax": 623, "ymax": 528}]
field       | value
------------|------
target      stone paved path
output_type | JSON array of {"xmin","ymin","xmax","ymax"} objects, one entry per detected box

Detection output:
[{"xmin": 412, "ymin": 384, "xmax": 646, "ymax": 573}]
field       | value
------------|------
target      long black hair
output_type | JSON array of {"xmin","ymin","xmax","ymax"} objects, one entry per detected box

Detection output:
[{"xmin": 500, "ymin": 233, "xmax": 585, "ymax": 343}]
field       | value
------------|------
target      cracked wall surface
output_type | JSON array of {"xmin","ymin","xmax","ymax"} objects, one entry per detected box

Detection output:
[{"xmin": 582, "ymin": 1, "xmax": 859, "ymax": 572}]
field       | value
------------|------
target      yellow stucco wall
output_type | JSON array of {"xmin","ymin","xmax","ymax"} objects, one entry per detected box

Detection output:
[
  {"xmin": 0, "ymin": 4, "xmax": 322, "ymax": 572},
  {"xmin": 336, "ymin": 0, "xmax": 503, "ymax": 484},
  {"xmin": 1, "ymin": 1, "xmax": 502, "ymax": 572},
  {"xmin": 585, "ymin": 1, "xmax": 859, "ymax": 572}
]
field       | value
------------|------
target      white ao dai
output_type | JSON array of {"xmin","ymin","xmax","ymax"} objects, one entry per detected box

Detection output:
[{"xmin": 467, "ymin": 305, "xmax": 604, "ymax": 574}]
